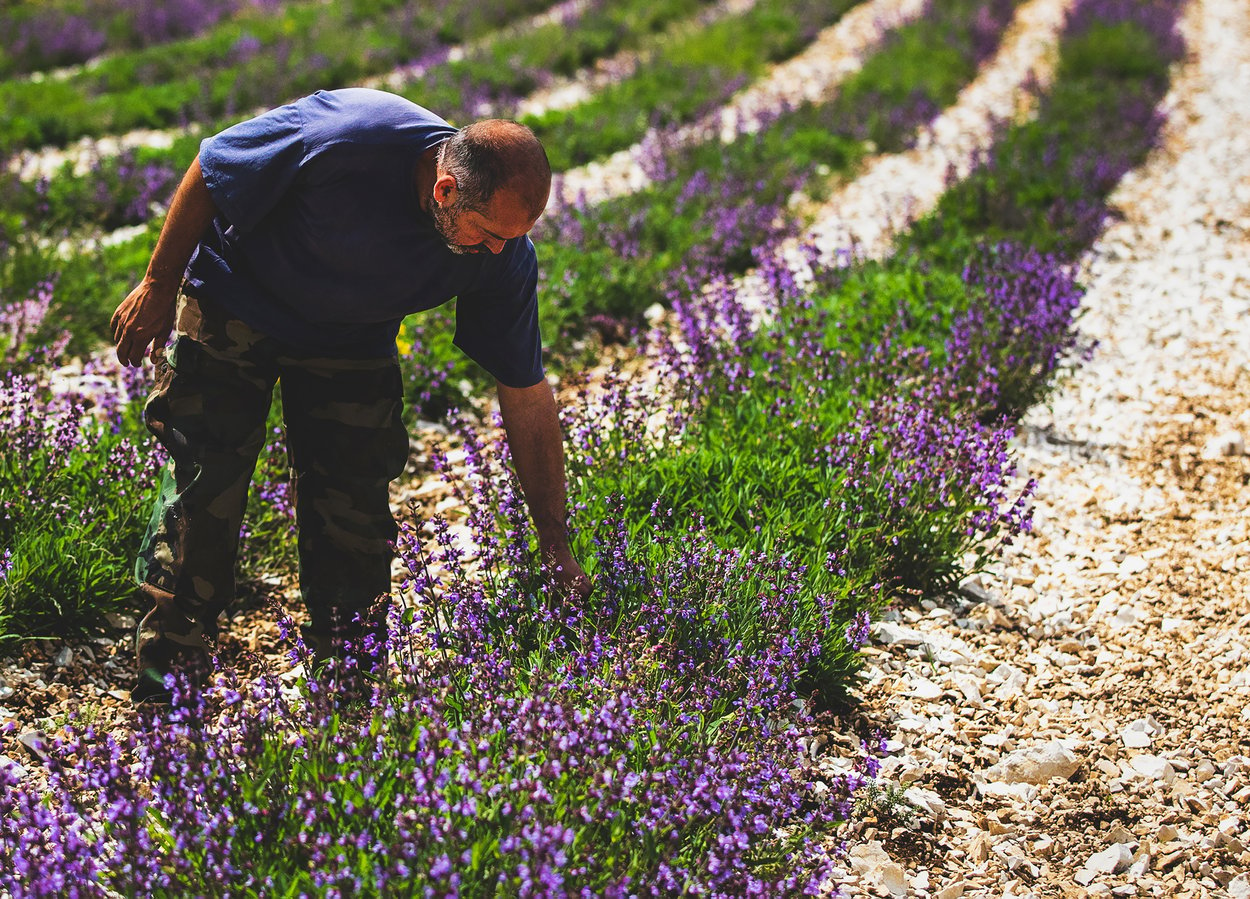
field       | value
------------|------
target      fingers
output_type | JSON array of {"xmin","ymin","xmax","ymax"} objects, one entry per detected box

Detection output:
[
  {"xmin": 116, "ymin": 332, "xmax": 146, "ymax": 368},
  {"xmin": 114, "ymin": 317, "xmax": 152, "ymax": 367},
  {"xmin": 112, "ymin": 284, "xmax": 176, "ymax": 367},
  {"xmin": 112, "ymin": 292, "xmax": 140, "ymax": 365}
]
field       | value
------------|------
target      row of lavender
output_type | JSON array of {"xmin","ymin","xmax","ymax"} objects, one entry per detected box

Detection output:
[
  {"xmin": 0, "ymin": 0, "xmax": 567, "ymax": 149},
  {"xmin": 1, "ymin": 0, "xmax": 285, "ymax": 79},
  {"xmin": 0, "ymin": 0, "xmax": 1184, "ymax": 893}
]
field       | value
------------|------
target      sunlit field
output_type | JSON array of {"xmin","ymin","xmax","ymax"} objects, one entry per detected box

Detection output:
[{"xmin": 0, "ymin": 0, "xmax": 1184, "ymax": 893}]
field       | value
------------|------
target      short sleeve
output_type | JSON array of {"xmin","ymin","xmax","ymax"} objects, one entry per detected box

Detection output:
[
  {"xmin": 453, "ymin": 239, "xmax": 545, "ymax": 388},
  {"xmin": 198, "ymin": 101, "xmax": 306, "ymax": 233}
]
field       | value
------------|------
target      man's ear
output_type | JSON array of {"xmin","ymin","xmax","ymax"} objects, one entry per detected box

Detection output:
[{"xmin": 433, "ymin": 172, "xmax": 458, "ymax": 207}]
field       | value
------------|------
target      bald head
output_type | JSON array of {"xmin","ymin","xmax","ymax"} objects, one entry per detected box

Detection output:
[{"xmin": 436, "ymin": 120, "xmax": 551, "ymax": 220}]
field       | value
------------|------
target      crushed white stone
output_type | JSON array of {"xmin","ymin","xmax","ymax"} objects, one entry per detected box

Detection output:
[{"xmin": 822, "ymin": 0, "xmax": 1250, "ymax": 896}]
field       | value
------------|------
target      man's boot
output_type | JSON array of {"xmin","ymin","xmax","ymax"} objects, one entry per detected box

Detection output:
[{"xmin": 132, "ymin": 586, "xmax": 215, "ymax": 706}]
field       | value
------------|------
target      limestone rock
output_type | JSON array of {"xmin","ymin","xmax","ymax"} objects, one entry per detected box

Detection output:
[
  {"xmin": 1075, "ymin": 844, "xmax": 1133, "ymax": 885},
  {"xmin": 1201, "ymin": 430, "xmax": 1245, "ymax": 459},
  {"xmin": 985, "ymin": 740, "xmax": 1080, "ymax": 784},
  {"xmin": 849, "ymin": 841, "xmax": 907, "ymax": 898},
  {"xmin": 1228, "ymin": 873, "xmax": 1250, "ymax": 899},
  {"xmin": 1129, "ymin": 754, "xmax": 1176, "ymax": 783},
  {"xmin": 1121, "ymin": 716, "xmax": 1162, "ymax": 748}
]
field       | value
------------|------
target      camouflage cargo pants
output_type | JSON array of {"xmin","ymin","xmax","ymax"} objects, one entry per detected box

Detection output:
[{"xmin": 134, "ymin": 292, "xmax": 409, "ymax": 694}]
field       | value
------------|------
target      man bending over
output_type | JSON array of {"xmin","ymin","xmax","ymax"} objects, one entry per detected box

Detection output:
[{"xmin": 111, "ymin": 88, "xmax": 590, "ymax": 704}]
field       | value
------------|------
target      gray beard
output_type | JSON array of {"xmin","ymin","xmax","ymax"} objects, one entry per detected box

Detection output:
[{"xmin": 431, "ymin": 201, "xmax": 485, "ymax": 255}]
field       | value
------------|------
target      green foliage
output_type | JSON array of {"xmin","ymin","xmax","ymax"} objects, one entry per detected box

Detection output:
[
  {"xmin": 527, "ymin": 0, "xmax": 858, "ymax": 170},
  {"xmin": 0, "ymin": 389, "xmax": 159, "ymax": 636},
  {"xmin": 0, "ymin": 0, "xmax": 561, "ymax": 153},
  {"xmin": 1060, "ymin": 20, "xmax": 1171, "ymax": 81},
  {"xmin": 234, "ymin": 401, "xmax": 299, "ymax": 585},
  {"xmin": 903, "ymin": 13, "xmax": 1177, "ymax": 262}
]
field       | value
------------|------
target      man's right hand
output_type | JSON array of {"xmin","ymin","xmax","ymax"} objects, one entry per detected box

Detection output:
[
  {"xmin": 111, "ymin": 278, "xmax": 177, "ymax": 367},
  {"xmin": 110, "ymin": 155, "xmax": 219, "ymax": 368}
]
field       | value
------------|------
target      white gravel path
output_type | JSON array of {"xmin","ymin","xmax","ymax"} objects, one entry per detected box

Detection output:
[{"xmin": 823, "ymin": 0, "xmax": 1250, "ymax": 895}]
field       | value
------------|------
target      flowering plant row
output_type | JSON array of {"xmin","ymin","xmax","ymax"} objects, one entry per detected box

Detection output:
[
  {"xmin": 0, "ymin": 0, "xmax": 563, "ymax": 152},
  {"xmin": 0, "ymin": 0, "xmax": 287, "ymax": 80}
]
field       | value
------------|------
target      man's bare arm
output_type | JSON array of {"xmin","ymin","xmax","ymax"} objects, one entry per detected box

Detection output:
[
  {"xmin": 111, "ymin": 156, "xmax": 219, "ymax": 367},
  {"xmin": 496, "ymin": 379, "xmax": 591, "ymax": 600}
]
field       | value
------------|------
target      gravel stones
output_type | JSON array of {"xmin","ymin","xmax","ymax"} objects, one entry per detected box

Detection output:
[
  {"xmin": 1076, "ymin": 844, "xmax": 1134, "ymax": 885},
  {"xmin": 822, "ymin": 0, "xmax": 1250, "ymax": 894},
  {"xmin": 850, "ymin": 841, "xmax": 909, "ymax": 897},
  {"xmin": 1121, "ymin": 716, "xmax": 1163, "ymax": 749},
  {"xmin": 984, "ymin": 741, "xmax": 1081, "ymax": 785}
]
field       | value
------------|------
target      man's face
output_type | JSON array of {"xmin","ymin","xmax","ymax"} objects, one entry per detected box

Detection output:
[{"xmin": 430, "ymin": 183, "xmax": 540, "ymax": 256}]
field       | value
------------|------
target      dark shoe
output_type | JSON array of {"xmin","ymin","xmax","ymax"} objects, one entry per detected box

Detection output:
[
  {"xmin": 131, "ymin": 667, "xmax": 174, "ymax": 706},
  {"xmin": 133, "ymin": 604, "xmax": 214, "ymax": 708}
]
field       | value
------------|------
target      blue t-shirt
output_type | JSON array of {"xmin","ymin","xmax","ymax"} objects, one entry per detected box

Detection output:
[{"xmin": 185, "ymin": 88, "xmax": 545, "ymax": 387}]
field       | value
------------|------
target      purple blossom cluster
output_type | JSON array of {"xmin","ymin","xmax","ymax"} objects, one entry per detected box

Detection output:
[
  {"xmin": 945, "ymin": 242, "xmax": 1091, "ymax": 419},
  {"xmin": 2, "ymin": 0, "xmax": 281, "ymax": 77},
  {"xmin": 0, "ymin": 370, "xmax": 163, "ymax": 514},
  {"xmin": 0, "ymin": 361, "xmax": 166, "ymax": 632},
  {"xmin": 0, "ymin": 651, "xmax": 851, "ymax": 896},
  {"xmin": 0, "ymin": 143, "xmax": 179, "ymax": 234},
  {"xmin": 0, "ymin": 355, "xmax": 872, "ymax": 896},
  {"xmin": 105, "ymin": 151, "xmax": 181, "ymax": 227},
  {"xmin": 0, "ymin": 429, "xmax": 863, "ymax": 893},
  {"xmin": 0, "ymin": 279, "xmax": 72, "ymax": 374},
  {"xmin": 819, "ymin": 0, "xmax": 1019, "ymax": 153},
  {"xmin": 821, "ymin": 379, "xmax": 1036, "ymax": 590}
]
